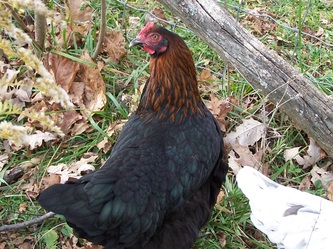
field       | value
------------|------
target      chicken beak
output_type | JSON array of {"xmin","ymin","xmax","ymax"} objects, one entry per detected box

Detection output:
[{"xmin": 129, "ymin": 38, "xmax": 144, "ymax": 48}]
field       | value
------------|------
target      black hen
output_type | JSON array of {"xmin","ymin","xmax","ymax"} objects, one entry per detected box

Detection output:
[{"xmin": 38, "ymin": 22, "xmax": 228, "ymax": 249}]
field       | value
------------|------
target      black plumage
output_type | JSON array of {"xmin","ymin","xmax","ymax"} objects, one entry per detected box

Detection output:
[{"xmin": 38, "ymin": 22, "xmax": 228, "ymax": 249}]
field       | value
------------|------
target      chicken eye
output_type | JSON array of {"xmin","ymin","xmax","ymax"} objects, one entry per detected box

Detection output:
[{"xmin": 150, "ymin": 34, "xmax": 159, "ymax": 41}]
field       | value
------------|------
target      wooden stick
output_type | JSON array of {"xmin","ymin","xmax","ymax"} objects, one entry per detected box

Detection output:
[{"xmin": 0, "ymin": 212, "xmax": 55, "ymax": 232}]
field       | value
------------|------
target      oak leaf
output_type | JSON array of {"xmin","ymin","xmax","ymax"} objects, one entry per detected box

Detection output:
[{"xmin": 104, "ymin": 31, "xmax": 127, "ymax": 64}]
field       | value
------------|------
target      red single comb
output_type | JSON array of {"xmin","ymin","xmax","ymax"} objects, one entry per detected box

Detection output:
[{"xmin": 138, "ymin": 22, "xmax": 155, "ymax": 36}]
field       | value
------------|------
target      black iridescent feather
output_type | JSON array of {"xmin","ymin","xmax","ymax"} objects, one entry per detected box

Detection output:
[{"xmin": 38, "ymin": 22, "xmax": 228, "ymax": 249}]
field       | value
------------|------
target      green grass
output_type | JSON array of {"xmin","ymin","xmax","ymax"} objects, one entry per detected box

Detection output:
[{"xmin": 1, "ymin": 0, "xmax": 332, "ymax": 248}]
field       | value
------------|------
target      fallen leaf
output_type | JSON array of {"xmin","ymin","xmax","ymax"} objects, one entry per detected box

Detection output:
[
  {"xmin": 58, "ymin": 110, "xmax": 83, "ymax": 135},
  {"xmin": 283, "ymin": 147, "xmax": 304, "ymax": 165},
  {"xmin": 69, "ymin": 81, "xmax": 85, "ymax": 108},
  {"xmin": 0, "ymin": 68, "xmax": 19, "ymax": 85},
  {"xmin": 19, "ymin": 156, "xmax": 42, "ymax": 171},
  {"xmin": 78, "ymin": 52, "xmax": 106, "ymax": 114},
  {"xmin": 68, "ymin": 0, "xmax": 92, "ymax": 22},
  {"xmin": 45, "ymin": 53, "xmax": 80, "ymax": 92},
  {"xmin": 299, "ymin": 175, "xmax": 311, "ymax": 191},
  {"xmin": 0, "ymin": 154, "xmax": 8, "ymax": 171},
  {"xmin": 71, "ymin": 120, "xmax": 92, "ymax": 135},
  {"xmin": 327, "ymin": 182, "xmax": 333, "ymax": 201},
  {"xmin": 216, "ymin": 189, "xmax": 225, "ymax": 204},
  {"xmin": 224, "ymin": 118, "xmax": 266, "ymax": 147},
  {"xmin": 284, "ymin": 138, "xmax": 323, "ymax": 169},
  {"xmin": 104, "ymin": 31, "xmax": 127, "ymax": 64},
  {"xmin": 19, "ymin": 202, "xmax": 27, "ymax": 213},
  {"xmin": 217, "ymin": 231, "xmax": 227, "ymax": 248},
  {"xmin": 15, "ymin": 86, "xmax": 33, "ymax": 102},
  {"xmin": 198, "ymin": 69, "xmax": 212, "ymax": 82},
  {"xmin": 315, "ymin": 27, "xmax": 325, "ymax": 37},
  {"xmin": 46, "ymin": 153, "xmax": 98, "ymax": 183},
  {"xmin": 41, "ymin": 174, "xmax": 61, "ymax": 190},
  {"xmin": 302, "ymin": 138, "xmax": 322, "ymax": 169},
  {"xmin": 77, "ymin": 164, "xmax": 95, "ymax": 175},
  {"xmin": 145, "ymin": 7, "xmax": 167, "ymax": 26},
  {"xmin": 97, "ymin": 120, "xmax": 126, "ymax": 153},
  {"xmin": 227, "ymin": 141, "xmax": 263, "ymax": 174},
  {"xmin": 27, "ymin": 131, "xmax": 57, "ymax": 150},
  {"xmin": 205, "ymin": 93, "xmax": 232, "ymax": 132},
  {"xmin": 128, "ymin": 16, "xmax": 140, "ymax": 33},
  {"xmin": 225, "ymin": 118, "xmax": 266, "ymax": 174},
  {"xmin": 310, "ymin": 165, "xmax": 333, "ymax": 190},
  {"xmin": 12, "ymin": 236, "xmax": 35, "ymax": 249},
  {"xmin": 66, "ymin": 0, "xmax": 93, "ymax": 35},
  {"xmin": 46, "ymin": 164, "xmax": 75, "ymax": 184}
]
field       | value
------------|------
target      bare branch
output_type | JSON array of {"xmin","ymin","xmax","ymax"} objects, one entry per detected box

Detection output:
[
  {"xmin": 0, "ymin": 212, "xmax": 55, "ymax": 232},
  {"xmin": 92, "ymin": 0, "xmax": 107, "ymax": 60}
]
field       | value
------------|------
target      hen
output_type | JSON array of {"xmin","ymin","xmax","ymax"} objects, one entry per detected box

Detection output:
[
  {"xmin": 38, "ymin": 22, "xmax": 228, "ymax": 249},
  {"xmin": 237, "ymin": 166, "xmax": 333, "ymax": 249}
]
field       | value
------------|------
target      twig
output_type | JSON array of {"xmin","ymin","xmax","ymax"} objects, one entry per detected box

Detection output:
[
  {"xmin": 34, "ymin": 11, "xmax": 47, "ymax": 57},
  {"xmin": 0, "ymin": 212, "xmax": 55, "ymax": 232},
  {"xmin": 91, "ymin": 0, "xmax": 107, "ymax": 60},
  {"xmin": 4, "ymin": 3, "xmax": 31, "ymax": 34}
]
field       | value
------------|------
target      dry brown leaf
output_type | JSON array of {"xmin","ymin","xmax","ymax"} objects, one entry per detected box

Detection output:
[
  {"xmin": 68, "ymin": 0, "xmax": 92, "ymax": 22},
  {"xmin": 326, "ymin": 182, "xmax": 333, "ymax": 201},
  {"xmin": 46, "ymin": 153, "xmax": 98, "ymax": 183},
  {"xmin": 216, "ymin": 189, "xmax": 225, "ymax": 204},
  {"xmin": 145, "ymin": 7, "xmax": 167, "ymax": 26},
  {"xmin": 225, "ymin": 118, "xmax": 266, "ymax": 174},
  {"xmin": 78, "ymin": 52, "xmax": 106, "ymax": 114},
  {"xmin": 198, "ymin": 69, "xmax": 212, "ymax": 82},
  {"xmin": 45, "ymin": 53, "xmax": 80, "ymax": 92},
  {"xmin": 66, "ymin": 0, "xmax": 93, "ymax": 35},
  {"xmin": 41, "ymin": 174, "xmax": 61, "ymax": 189},
  {"xmin": 302, "ymin": 138, "xmax": 323, "ymax": 168},
  {"xmin": 97, "ymin": 120, "xmax": 126, "ymax": 153},
  {"xmin": 0, "ymin": 68, "xmax": 19, "ymax": 85},
  {"xmin": 71, "ymin": 120, "xmax": 92, "ymax": 135},
  {"xmin": 19, "ymin": 202, "xmax": 27, "ymax": 213},
  {"xmin": 299, "ymin": 175, "xmax": 311, "ymax": 191},
  {"xmin": 19, "ymin": 156, "xmax": 42, "ymax": 171},
  {"xmin": 224, "ymin": 118, "xmax": 266, "ymax": 147},
  {"xmin": 46, "ymin": 164, "xmax": 72, "ymax": 183},
  {"xmin": 128, "ymin": 16, "xmax": 140, "ymax": 33},
  {"xmin": 205, "ymin": 93, "xmax": 232, "ymax": 132},
  {"xmin": 283, "ymin": 147, "xmax": 304, "ymax": 164},
  {"xmin": 310, "ymin": 165, "xmax": 333, "ymax": 190},
  {"xmin": 104, "ymin": 31, "xmax": 127, "ymax": 64},
  {"xmin": 12, "ymin": 236, "xmax": 35, "ymax": 249},
  {"xmin": 15, "ymin": 86, "xmax": 33, "ymax": 102},
  {"xmin": 315, "ymin": 27, "xmax": 325, "ymax": 37},
  {"xmin": 83, "ymin": 240, "xmax": 104, "ymax": 249},
  {"xmin": 27, "ymin": 131, "xmax": 57, "ymax": 150},
  {"xmin": 69, "ymin": 81, "xmax": 85, "ymax": 108},
  {"xmin": 227, "ymin": 141, "xmax": 263, "ymax": 174},
  {"xmin": 217, "ymin": 231, "xmax": 227, "ymax": 248},
  {"xmin": 284, "ymin": 138, "xmax": 323, "ymax": 169},
  {"xmin": 59, "ymin": 110, "xmax": 83, "ymax": 135},
  {"xmin": 0, "ymin": 154, "xmax": 8, "ymax": 172}
]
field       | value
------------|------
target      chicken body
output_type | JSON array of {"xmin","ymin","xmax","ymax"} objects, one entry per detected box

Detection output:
[
  {"xmin": 38, "ymin": 22, "xmax": 227, "ymax": 249},
  {"xmin": 237, "ymin": 166, "xmax": 333, "ymax": 249}
]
